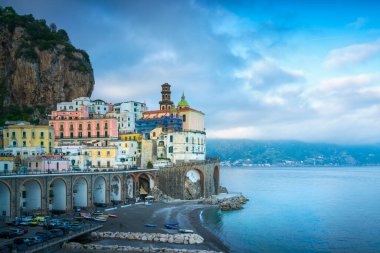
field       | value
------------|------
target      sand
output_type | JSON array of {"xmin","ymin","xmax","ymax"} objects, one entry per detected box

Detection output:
[{"xmin": 63, "ymin": 201, "xmax": 229, "ymax": 252}]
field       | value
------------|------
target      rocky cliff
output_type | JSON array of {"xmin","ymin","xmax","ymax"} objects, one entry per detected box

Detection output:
[{"xmin": 0, "ymin": 7, "xmax": 94, "ymax": 124}]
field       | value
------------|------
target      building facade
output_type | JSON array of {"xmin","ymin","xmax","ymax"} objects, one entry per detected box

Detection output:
[{"xmin": 3, "ymin": 123, "xmax": 55, "ymax": 155}]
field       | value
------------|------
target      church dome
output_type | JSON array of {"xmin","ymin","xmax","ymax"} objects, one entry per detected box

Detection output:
[{"xmin": 177, "ymin": 93, "xmax": 189, "ymax": 107}]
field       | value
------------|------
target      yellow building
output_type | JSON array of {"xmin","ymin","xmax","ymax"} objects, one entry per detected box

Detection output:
[
  {"xmin": 82, "ymin": 146, "xmax": 117, "ymax": 170},
  {"xmin": 3, "ymin": 123, "xmax": 55, "ymax": 155},
  {"xmin": 119, "ymin": 133, "xmax": 142, "ymax": 142}
]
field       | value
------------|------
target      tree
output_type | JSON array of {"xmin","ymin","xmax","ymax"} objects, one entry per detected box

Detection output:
[{"xmin": 147, "ymin": 161, "xmax": 153, "ymax": 169}]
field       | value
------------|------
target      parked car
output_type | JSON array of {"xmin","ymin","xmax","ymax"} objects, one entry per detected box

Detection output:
[
  {"xmin": 35, "ymin": 232, "xmax": 52, "ymax": 241},
  {"xmin": 25, "ymin": 236, "xmax": 43, "ymax": 246},
  {"xmin": 0, "ymin": 230, "xmax": 19, "ymax": 239},
  {"xmin": 68, "ymin": 223, "xmax": 82, "ymax": 231},
  {"xmin": 49, "ymin": 229, "xmax": 64, "ymax": 237},
  {"xmin": 10, "ymin": 228, "xmax": 27, "ymax": 236},
  {"xmin": 93, "ymin": 210, "xmax": 103, "ymax": 215}
]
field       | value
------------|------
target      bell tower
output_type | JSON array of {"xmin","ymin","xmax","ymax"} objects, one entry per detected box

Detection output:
[{"xmin": 159, "ymin": 83, "xmax": 174, "ymax": 110}]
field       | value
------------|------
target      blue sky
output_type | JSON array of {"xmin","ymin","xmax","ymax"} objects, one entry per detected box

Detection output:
[{"xmin": 3, "ymin": 0, "xmax": 380, "ymax": 144}]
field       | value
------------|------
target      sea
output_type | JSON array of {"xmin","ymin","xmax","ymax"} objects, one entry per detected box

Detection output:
[{"xmin": 201, "ymin": 166, "xmax": 380, "ymax": 253}]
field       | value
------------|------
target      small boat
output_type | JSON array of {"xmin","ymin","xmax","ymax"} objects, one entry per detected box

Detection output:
[
  {"xmin": 93, "ymin": 217, "xmax": 107, "ymax": 222},
  {"xmin": 107, "ymin": 214, "xmax": 118, "ymax": 218},
  {"xmin": 179, "ymin": 229, "xmax": 194, "ymax": 233},
  {"xmin": 164, "ymin": 222, "xmax": 179, "ymax": 229},
  {"xmin": 145, "ymin": 224, "xmax": 157, "ymax": 227}
]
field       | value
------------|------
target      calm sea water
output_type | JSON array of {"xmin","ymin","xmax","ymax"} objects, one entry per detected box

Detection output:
[{"xmin": 201, "ymin": 167, "xmax": 380, "ymax": 253}]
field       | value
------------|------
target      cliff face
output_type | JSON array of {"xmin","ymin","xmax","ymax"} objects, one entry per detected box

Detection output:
[{"xmin": 0, "ymin": 7, "xmax": 94, "ymax": 123}]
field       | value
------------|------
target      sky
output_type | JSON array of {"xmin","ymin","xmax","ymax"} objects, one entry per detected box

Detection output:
[{"xmin": 3, "ymin": 0, "xmax": 380, "ymax": 144}]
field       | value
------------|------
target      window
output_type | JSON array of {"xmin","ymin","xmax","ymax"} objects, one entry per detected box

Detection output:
[
  {"xmin": 60, "ymin": 125, "xmax": 64, "ymax": 131},
  {"xmin": 40, "ymin": 141, "xmax": 44, "ymax": 147},
  {"xmin": 107, "ymin": 151, "xmax": 110, "ymax": 157},
  {"xmin": 107, "ymin": 161, "xmax": 110, "ymax": 167},
  {"xmin": 36, "ymin": 162, "xmax": 38, "ymax": 167},
  {"xmin": 183, "ymin": 115, "xmax": 186, "ymax": 122},
  {"xmin": 97, "ymin": 151, "xmax": 101, "ymax": 157},
  {"xmin": 22, "ymin": 141, "xmax": 26, "ymax": 147},
  {"xmin": 88, "ymin": 132, "xmax": 91, "ymax": 138},
  {"xmin": 79, "ymin": 124, "xmax": 82, "ymax": 130},
  {"xmin": 186, "ymin": 137, "xmax": 188, "ymax": 143},
  {"xmin": 40, "ymin": 132, "xmax": 44, "ymax": 138},
  {"xmin": 168, "ymin": 146, "xmax": 173, "ymax": 153},
  {"xmin": 105, "ymin": 131, "xmax": 108, "ymax": 137},
  {"xmin": 186, "ymin": 147, "xmax": 189, "ymax": 151},
  {"xmin": 105, "ymin": 122, "xmax": 108, "ymax": 129},
  {"xmin": 60, "ymin": 132, "xmax": 64, "ymax": 138},
  {"xmin": 12, "ymin": 141, "xmax": 16, "ymax": 147},
  {"xmin": 97, "ymin": 132, "xmax": 100, "ymax": 138},
  {"xmin": 79, "ymin": 132, "xmax": 82, "ymax": 138},
  {"xmin": 170, "ymin": 135, "xmax": 173, "ymax": 142},
  {"xmin": 70, "ymin": 132, "xmax": 74, "ymax": 138},
  {"xmin": 87, "ymin": 124, "xmax": 91, "ymax": 130},
  {"xmin": 22, "ymin": 131, "xmax": 26, "ymax": 138},
  {"xmin": 97, "ymin": 161, "xmax": 101, "ymax": 167},
  {"xmin": 49, "ymin": 132, "xmax": 52, "ymax": 138},
  {"xmin": 11, "ymin": 132, "xmax": 15, "ymax": 139}
]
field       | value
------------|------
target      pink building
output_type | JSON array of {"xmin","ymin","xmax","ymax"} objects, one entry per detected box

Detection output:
[
  {"xmin": 49, "ymin": 117, "xmax": 118, "ymax": 140},
  {"xmin": 51, "ymin": 105, "xmax": 89, "ymax": 119},
  {"xmin": 23, "ymin": 155, "xmax": 71, "ymax": 173}
]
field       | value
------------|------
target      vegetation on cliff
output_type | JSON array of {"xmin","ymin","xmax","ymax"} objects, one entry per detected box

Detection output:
[{"xmin": 0, "ymin": 7, "xmax": 94, "ymax": 125}]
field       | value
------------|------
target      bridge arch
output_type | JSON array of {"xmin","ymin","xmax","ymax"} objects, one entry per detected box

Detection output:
[
  {"xmin": 136, "ymin": 173, "xmax": 155, "ymax": 200},
  {"xmin": 73, "ymin": 177, "xmax": 88, "ymax": 208},
  {"xmin": 0, "ymin": 181, "xmax": 11, "ymax": 217},
  {"xmin": 49, "ymin": 178, "xmax": 67, "ymax": 212},
  {"xmin": 110, "ymin": 175, "xmax": 121, "ymax": 203},
  {"xmin": 93, "ymin": 176, "xmax": 107, "ymax": 205},
  {"xmin": 213, "ymin": 166, "xmax": 220, "ymax": 195},
  {"xmin": 184, "ymin": 168, "xmax": 205, "ymax": 199},
  {"xmin": 20, "ymin": 179, "xmax": 42, "ymax": 212},
  {"xmin": 126, "ymin": 175, "xmax": 135, "ymax": 199}
]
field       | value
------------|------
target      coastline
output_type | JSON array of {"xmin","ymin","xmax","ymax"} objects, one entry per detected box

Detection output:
[{"xmin": 60, "ymin": 201, "xmax": 229, "ymax": 253}]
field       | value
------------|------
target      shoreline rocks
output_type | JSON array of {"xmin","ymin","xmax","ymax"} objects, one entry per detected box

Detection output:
[
  {"xmin": 91, "ymin": 231, "xmax": 204, "ymax": 245},
  {"xmin": 200, "ymin": 193, "xmax": 249, "ymax": 211},
  {"xmin": 62, "ymin": 242, "xmax": 222, "ymax": 252}
]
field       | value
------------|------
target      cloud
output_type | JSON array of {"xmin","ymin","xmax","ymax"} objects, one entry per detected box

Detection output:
[
  {"xmin": 235, "ymin": 59, "xmax": 305, "ymax": 90},
  {"xmin": 346, "ymin": 17, "xmax": 367, "ymax": 29},
  {"xmin": 325, "ymin": 40, "xmax": 380, "ymax": 69}
]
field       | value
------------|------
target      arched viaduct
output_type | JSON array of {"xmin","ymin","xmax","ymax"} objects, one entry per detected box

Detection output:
[{"xmin": 0, "ymin": 161, "xmax": 220, "ymax": 218}]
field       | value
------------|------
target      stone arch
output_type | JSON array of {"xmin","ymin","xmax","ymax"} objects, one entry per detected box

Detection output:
[
  {"xmin": 49, "ymin": 178, "xmax": 67, "ymax": 212},
  {"xmin": 126, "ymin": 175, "xmax": 135, "ymax": 199},
  {"xmin": 73, "ymin": 177, "xmax": 88, "ymax": 208},
  {"xmin": 93, "ymin": 176, "xmax": 106, "ymax": 205},
  {"xmin": 137, "ymin": 173, "xmax": 155, "ymax": 200},
  {"xmin": 0, "ymin": 181, "xmax": 11, "ymax": 217},
  {"xmin": 110, "ymin": 175, "xmax": 121, "ymax": 203},
  {"xmin": 20, "ymin": 179, "xmax": 42, "ymax": 212},
  {"xmin": 213, "ymin": 166, "xmax": 220, "ymax": 195},
  {"xmin": 184, "ymin": 168, "xmax": 205, "ymax": 199}
]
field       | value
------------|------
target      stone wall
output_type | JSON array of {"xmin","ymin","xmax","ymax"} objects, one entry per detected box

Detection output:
[{"xmin": 156, "ymin": 160, "xmax": 219, "ymax": 199}]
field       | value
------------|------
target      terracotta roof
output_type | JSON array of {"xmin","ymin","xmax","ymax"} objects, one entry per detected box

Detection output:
[{"xmin": 178, "ymin": 107, "xmax": 204, "ymax": 115}]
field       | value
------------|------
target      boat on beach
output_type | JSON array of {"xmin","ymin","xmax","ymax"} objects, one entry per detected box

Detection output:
[
  {"xmin": 145, "ymin": 224, "xmax": 157, "ymax": 227},
  {"xmin": 178, "ymin": 229, "xmax": 194, "ymax": 233}
]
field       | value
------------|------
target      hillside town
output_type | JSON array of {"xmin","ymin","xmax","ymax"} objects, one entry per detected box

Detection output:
[{"xmin": 0, "ymin": 83, "xmax": 206, "ymax": 174}]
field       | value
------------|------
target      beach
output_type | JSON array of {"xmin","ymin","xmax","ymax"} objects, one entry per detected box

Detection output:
[{"xmin": 60, "ymin": 201, "xmax": 229, "ymax": 253}]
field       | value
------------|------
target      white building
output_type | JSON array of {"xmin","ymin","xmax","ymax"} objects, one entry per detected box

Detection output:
[
  {"xmin": 89, "ymin": 99, "xmax": 112, "ymax": 115},
  {"xmin": 56, "ymin": 97, "xmax": 92, "ymax": 111},
  {"xmin": 109, "ymin": 140, "xmax": 139, "ymax": 168},
  {"xmin": 113, "ymin": 101, "xmax": 147, "ymax": 132}
]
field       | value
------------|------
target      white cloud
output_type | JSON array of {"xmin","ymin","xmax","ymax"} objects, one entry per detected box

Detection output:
[
  {"xmin": 208, "ymin": 126, "xmax": 263, "ymax": 139},
  {"xmin": 346, "ymin": 17, "xmax": 367, "ymax": 29},
  {"xmin": 325, "ymin": 40, "xmax": 380, "ymax": 69}
]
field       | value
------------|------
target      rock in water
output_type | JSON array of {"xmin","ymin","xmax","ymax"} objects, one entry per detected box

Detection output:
[{"xmin": 0, "ymin": 7, "xmax": 94, "ymax": 124}]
